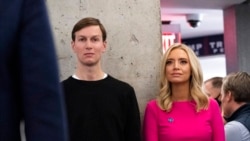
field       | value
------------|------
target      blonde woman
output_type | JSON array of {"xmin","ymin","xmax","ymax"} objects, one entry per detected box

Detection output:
[{"xmin": 143, "ymin": 43, "xmax": 225, "ymax": 141}]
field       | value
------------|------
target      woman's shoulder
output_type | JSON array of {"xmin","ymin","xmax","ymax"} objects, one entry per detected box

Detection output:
[
  {"xmin": 147, "ymin": 99, "xmax": 157, "ymax": 105},
  {"xmin": 146, "ymin": 99, "xmax": 161, "ymax": 110},
  {"xmin": 208, "ymin": 97, "xmax": 220, "ymax": 109},
  {"xmin": 145, "ymin": 99, "xmax": 163, "ymax": 114},
  {"xmin": 208, "ymin": 97, "xmax": 218, "ymax": 105}
]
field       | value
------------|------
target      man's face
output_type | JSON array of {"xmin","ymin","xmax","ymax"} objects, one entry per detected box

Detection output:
[
  {"xmin": 71, "ymin": 25, "xmax": 106, "ymax": 66},
  {"xmin": 220, "ymin": 89, "xmax": 232, "ymax": 118},
  {"xmin": 204, "ymin": 81, "xmax": 221, "ymax": 99}
]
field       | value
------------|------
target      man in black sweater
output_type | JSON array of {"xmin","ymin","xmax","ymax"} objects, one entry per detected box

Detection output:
[{"xmin": 62, "ymin": 17, "xmax": 141, "ymax": 141}]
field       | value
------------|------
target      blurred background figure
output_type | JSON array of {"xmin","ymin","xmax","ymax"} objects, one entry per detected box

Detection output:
[
  {"xmin": 221, "ymin": 72, "xmax": 250, "ymax": 141},
  {"xmin": 0, "ymin": 0, "xmax": 68, "ymax": 141},
  {"xmin": 204, "ymin": 77, "xmax": 223, "ymax": 106}
]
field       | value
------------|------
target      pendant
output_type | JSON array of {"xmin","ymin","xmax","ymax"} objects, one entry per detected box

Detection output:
[{"xmin": 168, "ymin": 117, "xmax": 174, "ymax": 123}]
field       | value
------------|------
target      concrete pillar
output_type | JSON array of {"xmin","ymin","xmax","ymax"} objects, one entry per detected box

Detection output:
[
  {"xmin": 46, "ymin": 0, "xmax": 162, "ymax": 119},
  {"xmin": 224, "ymin": 3, "xmax": 250, "ymax": 73}
]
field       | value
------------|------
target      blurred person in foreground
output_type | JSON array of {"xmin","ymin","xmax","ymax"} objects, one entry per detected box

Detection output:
[
  {"xmin": 221, "ymin": 72, "xmax": 250, "ymax": 141},
  {"xmin": 0, "ymin": 0, "xmax": 68, "ymax": 140},
  {"xmin": 143, "ymin": 43, "xmax": 225, "ymax": 141},
  {"xmin": 61, "ymin": 17, "xmax": 141, "ymax": 141}
]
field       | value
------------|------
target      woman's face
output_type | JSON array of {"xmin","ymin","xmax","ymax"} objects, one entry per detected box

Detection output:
[{"xmin": 165, "ymin": 48, "xmax": 191, "ymax": 84}]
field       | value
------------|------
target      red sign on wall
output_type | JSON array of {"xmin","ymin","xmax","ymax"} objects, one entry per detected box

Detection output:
[{"xmin": 162, "ymin": 32, "xmax": 181, "ymax": 54}]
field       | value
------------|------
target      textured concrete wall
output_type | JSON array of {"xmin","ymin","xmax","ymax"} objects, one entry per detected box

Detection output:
[{"xmin": 46, "ymin": 0, "xmax": 162, "ymax": 119}]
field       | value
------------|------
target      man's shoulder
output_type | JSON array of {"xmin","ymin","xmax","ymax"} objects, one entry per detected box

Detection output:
[
  {"xmin": 225, "ymin": 121, "xmax": 248, "ymax": 133},
  {"xmin": 225, "ymin": 121, "xmax": 250, "ymax": 141},
  {"xmin": 61, "ymin": 76, "xmax": 73, "ymax": 85},
  {"xmin": 108, "ymin": 75, "xmax": 133, "ymax": 88}
]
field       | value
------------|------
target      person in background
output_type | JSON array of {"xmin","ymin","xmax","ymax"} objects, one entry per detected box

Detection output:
[
  {"xmin": 221, "ymin": 72, "xmax": 250, "ymax": 141},
  {"xmin": 204, "ymin": 77, "xmax": 223, "ymax": 106},
  {"xmin": 143, "ymin": 43, "xmax": 225, "ymax": 141},
  {"xmin": 61, "ymin": 17, "xmax": 141, "ymax": 141},
  {"xmin": 204, "ymin": 76, "xmax": 226, "ymax": 124},
  {"xmin": 0, "ymin": 0, "xmax": 68, "ymax": 141}
]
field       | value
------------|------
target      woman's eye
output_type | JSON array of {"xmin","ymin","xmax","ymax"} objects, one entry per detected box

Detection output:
[
  {"xmin": 166, "ymin": 60, "xmax": 172, "ymax": 65},
  {"xmin": 180, "ymin": 60, "xmax": 187, "ymax": 64}
]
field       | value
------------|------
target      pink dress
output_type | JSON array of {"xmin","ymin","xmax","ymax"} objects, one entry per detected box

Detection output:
[{"xmin": 143, "ymin": 98, "xmax": 225, "ymax": 141}]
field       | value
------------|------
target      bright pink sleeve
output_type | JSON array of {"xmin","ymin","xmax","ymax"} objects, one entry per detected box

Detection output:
[
  {"xmin": 143, "ymin": 100, "xmax": 158, "ymax": 141},
  {"xmin": 210, "ymin": 98, "xmax": 225, "ymax": 141}
]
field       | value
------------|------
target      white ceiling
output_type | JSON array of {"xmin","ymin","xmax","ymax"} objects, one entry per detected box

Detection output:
[{"xmin": 160, "ymin": 0, "xmax": 246, "ymax": 39}]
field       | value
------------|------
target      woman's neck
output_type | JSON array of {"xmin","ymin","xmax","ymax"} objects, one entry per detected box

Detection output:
[{"xmin": 171, "ymin": 83, "xmax": 191, "ymax": 101}]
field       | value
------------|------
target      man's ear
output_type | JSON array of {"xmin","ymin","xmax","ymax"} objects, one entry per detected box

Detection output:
[
  {"xmin": 102, "ymin": 41, "xmax": 107, "ymax": 53},
  {"xmin": 71, "ymin": 40, "xmax": 76, "ymax": 52},
  {"xmin": 227, "ymin": 91, "xmax": 233, "ymax": 102}
]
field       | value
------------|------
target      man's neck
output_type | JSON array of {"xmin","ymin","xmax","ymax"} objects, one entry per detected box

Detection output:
[{"xmin": 74, "ymin": 65, "xmax": 106, "ymax": 81}]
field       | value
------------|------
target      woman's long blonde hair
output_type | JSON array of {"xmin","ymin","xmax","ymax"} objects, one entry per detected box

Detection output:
[{"xmin": 157, "ymin": 43, "xmax": 208, "ymax": 112}]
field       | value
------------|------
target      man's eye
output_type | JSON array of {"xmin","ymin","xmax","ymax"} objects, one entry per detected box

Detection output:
[
  {"xmin": 78, "ymin": 38, "xmax": 85, "ymax": 41},
  {"xmin": 92, "ymin": 38, "xmax": 99, "ymax": 42}
]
